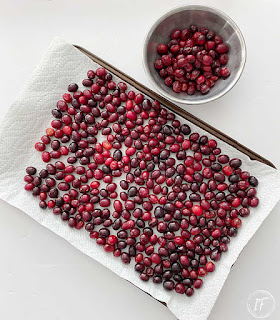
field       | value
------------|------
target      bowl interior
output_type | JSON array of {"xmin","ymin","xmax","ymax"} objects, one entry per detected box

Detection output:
[{"xmin": 144, "ymin": 6, "xmax": 246, "ymax": 104}]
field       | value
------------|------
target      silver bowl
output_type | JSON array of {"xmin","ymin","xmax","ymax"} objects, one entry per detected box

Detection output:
[{"xmin": 143, "ymin": 5, "xmax": 246, "ymax": 105}]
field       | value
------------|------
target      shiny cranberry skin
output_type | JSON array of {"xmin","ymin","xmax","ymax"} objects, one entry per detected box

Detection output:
[
  {"xmin": 163, "ymin": 280, "xmax": 175, "ymax": 291},
  {"xmin": 250, "ymin": 197, "xmax": 259, "ymax": 207},
  {"xmin": 220, "ymin": 67, "xmax": 230, "ymax": 78},
  {"xmin": 175, "ymin": 283, "xmax": 185, "ymax": 294},
  {"xmin": 205, "ymin": 261, "xmax": 215, "ymax": 272},
  {"xmin": 232, "ymin": 218, "xmax": 242, "ymax": 229},
  {"xmin": 216, "ymin": 43, "xmax": 228, "ymax": 54},
  {"xmin": 157, "ymin": 43, "xmax": 168, "ymax": 54},
  {"xmin": 249, "ymin": 176, "xmax": 258, "ymax": 187},
  {"xmin": 219, "ymin": 53, "xmax": 228, "ymax": 65},
  {"xmin": 211, "ymin": 249, "xmax": 221, "ymax": 261},
  {"xmin": 239, "ymin": 207, "xmax": 250, "ymax": 217}
]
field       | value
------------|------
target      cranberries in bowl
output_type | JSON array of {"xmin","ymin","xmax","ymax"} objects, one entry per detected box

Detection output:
[
  {"xmin": 155, "ymin": 26, "xmax": 231, "ymax": 96},
  {"xmin": 143, "ymin": 5, "xmax": 246, "ymax": 104}
]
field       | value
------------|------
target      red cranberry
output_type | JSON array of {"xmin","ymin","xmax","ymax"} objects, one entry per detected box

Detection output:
[
  {"xmin": 154, "ymin": 26, "xmax": 230, "ymax": 95},
  {"xmin": 157, "ymin": 43, "xmax": 168, "ymax": 54},
  {"xmin": 220, "ymin": 67, "xmax": 230, "ymax": 78}
]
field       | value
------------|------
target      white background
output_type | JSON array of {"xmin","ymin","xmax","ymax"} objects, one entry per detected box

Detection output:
[{"xmin": 0, "ymin": 0, "xmax": 279, "ymax": 319}]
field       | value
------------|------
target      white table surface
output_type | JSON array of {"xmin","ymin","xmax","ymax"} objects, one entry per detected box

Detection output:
[{"xmin": 0, "ymin": 0, "xmax": 279, "ymax": 319}]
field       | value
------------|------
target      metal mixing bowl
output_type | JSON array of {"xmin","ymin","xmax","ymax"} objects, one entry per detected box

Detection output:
[{"xmin": 143, "ymin": 5, "xmax": 246, "ymax": 105}]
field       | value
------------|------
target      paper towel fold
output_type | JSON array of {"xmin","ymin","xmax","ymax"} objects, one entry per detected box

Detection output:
[{"xmin": 0, "ymin": 37, "xmax": 280, "ymax": 320}]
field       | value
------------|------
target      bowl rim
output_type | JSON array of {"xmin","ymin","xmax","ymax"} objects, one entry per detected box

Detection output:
[{"xmin": 142, "ymin": 4, "xmax": 247, "ymax": 105}]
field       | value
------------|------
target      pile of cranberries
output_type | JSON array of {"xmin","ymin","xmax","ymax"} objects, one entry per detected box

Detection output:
[
  {"xmin": 24, "ymin": 67, "xmax": 259, "ymax": 297},
  {"xmin": 154, "ymin": 25, "xmax": 230, "ymax": 95}
]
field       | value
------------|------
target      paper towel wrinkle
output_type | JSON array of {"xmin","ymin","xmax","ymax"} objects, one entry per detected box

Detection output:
[{"xmin": 0, "ymin": 37, "xmax": 280, "ymax": 320}]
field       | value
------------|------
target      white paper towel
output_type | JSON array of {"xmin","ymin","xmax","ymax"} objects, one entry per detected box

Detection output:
[{"xmin": 0, "ymin": 37, "xmax": 280, "ymax": 320}]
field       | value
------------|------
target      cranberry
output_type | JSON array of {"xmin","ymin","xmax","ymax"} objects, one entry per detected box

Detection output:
[
  {"xmin": 219, "ymin": 53, "xmax": 228, "ymax": 65},
  {"xmin": 26, "ymin": 166, "xmax": 37, "ymax": 175},
  {"xmin": 202, "ymin": 55, "xmax": 213, "ymax": 66},
  {"xmin": 250, "ymin": 197, "xmax": 259, "ymax": 207},
  {"xmin": 154, "ymin": 25, "xmax": 230, "ymax": 95},
  {"xmin": 200, "ymin": 84, "xmax": 210, "ymax": 94},
  {"xmin": 163, "ymin": 280, "xmax": 175, "ymax": 291},
  {"xmin": 249, "ymin": 176, "xmax": 258, "ymax": 187},
  {"xmin": 216, "ymin": 43, "xmax": 228, "ymax": 54},
  {"xmin": 205, "ymin": 261, "xmax": 215, "ymax": 272},
  {"xmin": 192, "ymin": 205, "xmax": 203, "ymax": 216},
  {"xmin": 157, "ymin": 43, "xmax": 168, "ymax": 54},
  {"xmin": 220, "ymin": 67, "xmax": 230, "ymax": 78}
]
